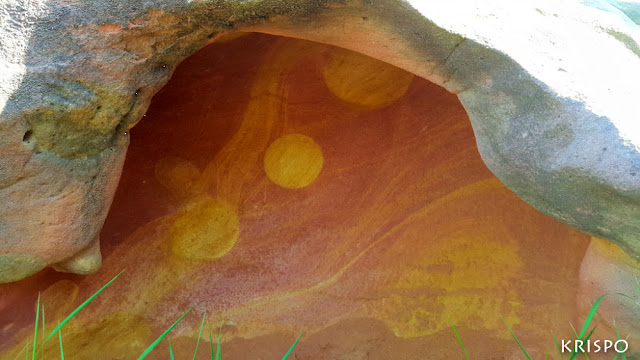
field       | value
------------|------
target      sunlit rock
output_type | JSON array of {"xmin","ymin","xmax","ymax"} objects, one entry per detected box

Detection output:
[{"xmin": 0, "ymin": 0, "xmax": 639, "ymax": 358}]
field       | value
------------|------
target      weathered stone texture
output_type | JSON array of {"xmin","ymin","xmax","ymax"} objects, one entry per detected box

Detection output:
[{"xmin": 0, "ymin": 2, "xmax": 639, "ymax": 347}]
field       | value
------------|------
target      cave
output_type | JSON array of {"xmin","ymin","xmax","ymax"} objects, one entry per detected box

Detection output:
[
  {"xmin": 2, "ymin": 1, "xmax": 640, "ymax": 358},
  {"xmin": 0, "ymin": 32, "xmax": 600, "ymax": 359}
]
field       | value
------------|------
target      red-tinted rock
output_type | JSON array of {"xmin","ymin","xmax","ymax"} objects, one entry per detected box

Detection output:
[{"xmin": 0, "ymin": 33, "xmax": 595, "ymax": 360}]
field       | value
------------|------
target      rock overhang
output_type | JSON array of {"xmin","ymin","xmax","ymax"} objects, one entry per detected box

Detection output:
[{"xmin": 0, "ymin": 0, "xmax": 638, "ymax": 282}]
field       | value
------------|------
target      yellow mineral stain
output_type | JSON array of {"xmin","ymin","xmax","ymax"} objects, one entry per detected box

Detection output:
[
  {"xmin": 155, "ymin": 156, "xmax": 202, "ymax": 200},
  {"xmin": 73, "ymin": 41, "xmax": 323, "ymax": 323},
  {"xmin": 41, "ymin": 279, "xmax": 79, "ymax": 322},
  {"xmin": 590, "ymin": 236, "xmax": 640, "ymax": 268},
  {"xmin": 367, "ymin": 225, "xmax": 523, "ymax": 338},
  {"xmin": 322, "ymin": 48, "xmax": 414, "ymax": 110},
  {"xmin": 221, "ymin": 179, "xmax": 517, "ymax": 320},
  {"xmin": 169, "ymin": 196, "xmax": 239, "ymax": 261},
  {"xmin": 196, "ymin": 39, "xmax": 323, "ymax": 203},
  {"xmin": 2, "ymin": 281, "xmax": 77, "ymax": 358},
  {"xmin": 365, "ymin": 182, "xmax": 525, "ymax": 338},
  {"xmin": 51, "ymin": 312, "xmax": 151, "ymax": 359},
  {"xmin": 373, "ymin": 292, "xmax": 521, "ymax": 338},
  {"xmin": 4, "ymin": 312, "xmax": 151, "ymax": 359},
  {"xmin": 393, "ymin": 231, "xmax": 521, "ymax": 292},
  {"xmin": 264, "ymin": 134, "xmax": 324, "ymax": 189}
]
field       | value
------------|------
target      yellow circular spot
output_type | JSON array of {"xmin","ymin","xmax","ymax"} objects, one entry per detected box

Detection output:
[
  {"xmin": 169, "ymin": 196, "xmax": 239, "ymax": 261},
  {"xmin": 155, "ymin": 156, "xmax": 201, "ymax": 199},
  {"xmin": 322, "ymin": 49, "xmax": 414, "ymax": 110},
  {"xmin": 264, "ymin": 134, "xmax": 324, "ymax": 189}
]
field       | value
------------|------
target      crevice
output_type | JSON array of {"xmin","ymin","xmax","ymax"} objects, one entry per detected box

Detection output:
[
  {"xmin": 441, "ymin": 37, "xmax": 468, "ymax": 93},
  {"xmin": 443, "ymin": 37, "xmax": 467, "ymax": 65}
]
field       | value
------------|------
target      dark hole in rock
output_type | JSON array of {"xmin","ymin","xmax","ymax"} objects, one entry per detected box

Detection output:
[{"xmin": 22, "ymin": 130, "xmax": 33, "ymax": 143}]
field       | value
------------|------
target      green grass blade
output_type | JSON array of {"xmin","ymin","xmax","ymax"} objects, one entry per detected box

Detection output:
[
  {"xmin": 568, "ymin": 294, "xmax": 607, "ymax": 360},
  {"xmin": 209, "ymin": 328, "xmax": 214, "ymax": 360},
  {"xmin": 570, "ymin": 323, "xmax": 578, "ymax": 338},
  {"xmin": 552, "ymin": 332, "xmax": 565, "ymax": 360},
  {"xmin": 45, "ymin": 271, "xmax": 124, "ymax": 342},
  {"xmin": 577, "ymin": 295, "xmax": 606, "ymax": 340},
  {"xmin": 580, "ymin": 326, "xmax": 597, "ymax": 360},
  {"xmin": 584, "ymin": 326, "xmax": 596, "ymax": 341},
  {"xmin": 567, "ymin": 325, "xmax": 596, "ymax": 360},
  {"xmin": 41, "ymin": 306, "xmax": 44, "ymax": 360},
  {"xmin": 449, "ymin": 318, "xmax": 470, "ymax": 360},
  {"xmin": 567, "ymin": 323, "xmax": 582, "ymax": 360},
  {"xmin": 545, "ymin": 348, "xmax": 548, "ymax": 360},
  {"xmin": 500, "ymin": 313, "xmax": 531, "ymax": 360},
  {"xmin": 614, "ymin": 325, "xmax": 627, "ymax": 360},
  {"xmin": 281, "ymin": 332, "xmax": 304, "ymax": 360},
  {"xmin": 216, "ymin": 321, "xmax": 222, "ymax": 360},
  {"xmin": 25, "ymin": 340, "xmax": 29, "ymax": 360},
  {"xmin": 193, "ymin": 312, "xmax": 206, "ymax": 360},
  {"xmin": 32, "ymin": 294, "xmax": 40, "ymax": 360},
  {"xmin": 58, "ymin": 330, "xmax": 64, "ymax": 360},
  {"xmin": 137, "ymin": 308, "xmax": 192, "ymax": 360},
  {"xmin": 169, "ymin": 341, "xmax": 174, "ymax": 360}
]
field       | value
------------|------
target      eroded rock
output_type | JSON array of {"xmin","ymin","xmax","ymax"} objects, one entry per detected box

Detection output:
[
  {"xmin": 0, "ymin": 0, "xmax": 639, "ymax": 357},
  {"xmin": 0, "ymin": 34, "xmax": 592, "ymax": 357}
]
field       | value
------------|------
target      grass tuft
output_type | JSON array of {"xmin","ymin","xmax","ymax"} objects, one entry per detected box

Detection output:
[
  {"xmin": 567, "ymin": 294, "xmax": 608, "ymax": 360},
  {"xmin": 28, "ymin": 270, "xmax": 640, "ymax": 359},
  {"xmin": 19, "ymin": 272, "xmax": 308, "ymax": 360}
]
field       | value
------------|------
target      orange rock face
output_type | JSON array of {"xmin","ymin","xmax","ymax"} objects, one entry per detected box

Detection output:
[{"xmin": 0, "ymin": 33, "xmax": 592, "ymax": 359}]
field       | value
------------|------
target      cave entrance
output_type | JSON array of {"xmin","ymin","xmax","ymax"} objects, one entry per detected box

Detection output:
[
  {"xmin": 2, "ymin": 32, "xmax": 590, "ymax": 359},
  {"xmin": 97, "ymin": 32, "xmax": 589, "ymax": 357}
]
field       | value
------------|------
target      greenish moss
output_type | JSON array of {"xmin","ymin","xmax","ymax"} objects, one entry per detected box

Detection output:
[
  {"xmin": 605, "ymin": 28, "xmax": 640, "ymax": 59},
  {"xmin": 0, "ymin": 254, "xmax": 46, "ymax": 283},
  {"xmin": 542, "ymin": 123, "xmax": 574, "ymax": 149},
  {"xmin": 521, "ymin": 167, "xmax": 640, "ymax": 261},
  {"xmin": 24, "ymin": 79, "xmax": 133, "ymax": 159}
]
